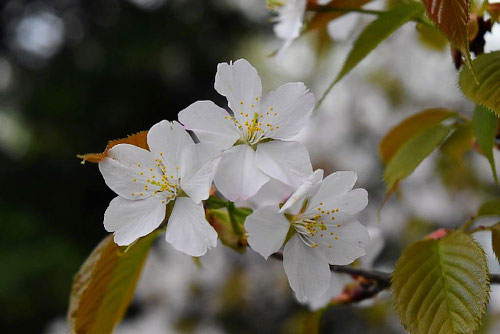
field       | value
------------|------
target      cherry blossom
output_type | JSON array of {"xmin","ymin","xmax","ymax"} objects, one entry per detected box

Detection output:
[
  {"xmin": 245, "ymin": 169, "xmax": 369, "ymax": 302},
  {"xmin": 99, "ymin": 120, "xmax": 220, "ymax": 256},
  {"xmin": 178, "ymin": 59, "xmax": 315, "ymax": 201}
]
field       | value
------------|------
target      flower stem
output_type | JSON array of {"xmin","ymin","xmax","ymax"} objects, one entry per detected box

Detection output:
[{"xmin": 227, "ymin": 202, "xmax": 244, "ymax": 236}]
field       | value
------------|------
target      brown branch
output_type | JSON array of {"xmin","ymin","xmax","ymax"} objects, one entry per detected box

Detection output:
[{"xmin": 270, "ymin": 253, "xmax": 500, "ymax": 286}]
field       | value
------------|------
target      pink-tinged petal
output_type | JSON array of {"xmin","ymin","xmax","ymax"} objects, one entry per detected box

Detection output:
[
  {"xmin": 283, "ymin": 234, "xmax": 331, "ymax": 302},
  {"xmin": 214, "ymin": 145, "xmax": 270, "ymax": 201},
  {"xmin": 214, "ymin": 59, "xmax": 262, "ymax": 123},
  {"xmin": 255, "ymin": 140, "xmax": 312, "ymax": 188},
  {"xmin": 104, "ymin": 196, "xmax": 166, "ymax": 246},
  {"xmin": 259, "ymin": 82, "xmax": 315, "ymax": 140},
  {"xmin": 165, "ymin": 197, "xmax": 218, "ymax": 257},
  {"xmin": 179, "ymin": 143, "xmax": 221, "ymax": 203},
  {"xmin": 245, "ymin": 205, "xmax": 290, "ymax": 259},
  {"xmin": 178, "ymin": 100, "xmax": 240, "ymax": 150}
]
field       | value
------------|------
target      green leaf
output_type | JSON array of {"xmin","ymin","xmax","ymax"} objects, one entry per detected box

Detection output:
[
  {"xmin": 205, "ymin": 195, "xmax": 229, "ymax": 209},
  {"xmin": 333, "ymin": 2, "xmax": 424, "ymax": 85},
  {"xmin": 422, "ymin": 0, "xmax": 473, "ymax": 72},
  {"xmin": 380, "ymin": 108, "xmax": 456, "ymax": 164},
  {"xmin": 416, "ymin": 21, "xmax": 448, "ymax": 51},
  {"xmin": 460, "ymin": 51, "xmax": 500, "ymax": 116},
  {"xmin": 384, "ymin": 123, "xmax": 454, "ymax": 191},
  {"xmin": 477, "ymin": 198, "xmax": 500, "ymax": 217},
  {"xmin": 68, "ymin": 231, "xmax": 159, "ymax": 333},
  {"xmin": 392, "ymin": 231, "xmax": 490, "ymax": 334},
  {"xmin": 440, "ymin": 121, "xmax": 474, "ymax": 163},
  {"xmin": 473, "ymin": 105, "xmax": 499, "ymax": 183}
]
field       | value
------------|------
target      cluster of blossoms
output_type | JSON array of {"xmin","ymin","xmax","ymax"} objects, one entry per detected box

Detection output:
[{"xmin": 98, "ymin": 59, "xmax": 370, "ymax": 304}]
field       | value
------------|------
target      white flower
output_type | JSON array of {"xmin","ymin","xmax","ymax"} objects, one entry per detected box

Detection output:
[
  {"xmin": 244, "ymin": 169, "xmax": 369, "ymax": 302},
  {"xmin": 236, "ymin": 179, "xmax": 296, "ymax": 210},
  {"xmin": 270, "ymin": 0, "xmax": 331, "ymax": 59},
  {"xmin": 306, "ymin": 227, "xmax": 385, "ymax": 310},
  {"xmin": 271, "ymin": 0, "xmax": 306, "ymax": 59},
  {"xmin": 99, "ymin": 120, "xmax": 220, "ymax": 257},
  {"xmin": 178, "ymin": 58, "xmax": 315, "ymax": 201}
]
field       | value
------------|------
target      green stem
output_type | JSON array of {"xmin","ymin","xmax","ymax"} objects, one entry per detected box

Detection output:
[
  {"xmin": 460, "ymin": 216, "xmax": 476, "ymax": 232},
  {"xmin": 227, "ymin": 203, "xmax": 244, "ymax": 236}
]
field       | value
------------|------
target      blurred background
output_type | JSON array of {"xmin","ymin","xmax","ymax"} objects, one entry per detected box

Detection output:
[{"xmin": 0, "ymin": 0, "xmax": 499, "ymax": 333}]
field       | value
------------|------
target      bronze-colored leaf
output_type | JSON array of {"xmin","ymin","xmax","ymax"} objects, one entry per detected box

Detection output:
[
  {"xmin": 422, "ymin": 0, "xmax": 472, "ymax": 68},
  {"xmin": 307, "ymin": 0, "xmax": 373, "ymax": 32},
  {"xmin": 77, "ymin": 131, "xmax": 149, "ymax": 163},
  {"xmin": 68, "ymin": 232, "xmax": 158, "ymax": 333}
]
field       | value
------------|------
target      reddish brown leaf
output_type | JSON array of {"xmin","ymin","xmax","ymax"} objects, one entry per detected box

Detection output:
[
  {"xmin": 487, "ymin": 3, "xmax": 500, "ymax": 22},
  {"xmin": 307, "ymin": 0, "xmax": 373, "ymax": 32},
  {"xmin": 422, "ymin": 0, "xmax": 472, "ymax": 66},
  {"xmin": 77, "ymin": 131, "xmax": 149, "ymax": 163}
]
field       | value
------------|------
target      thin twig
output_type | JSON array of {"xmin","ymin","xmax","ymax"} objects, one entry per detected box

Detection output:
[
  {"xmin": 270, "ymin": 253, "xmax": 500, "ymax": 285},
  {"xmin": 309, "ymin": 6, "xmax": 385, "ymax": 16}
]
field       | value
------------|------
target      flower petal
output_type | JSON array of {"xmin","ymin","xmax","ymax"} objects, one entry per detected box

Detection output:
[
  {"xmin": 179, "ymin": 143, "xmax": 221, "ymax": 203},
  {"xmin": 280, "ymin": 169, "xmax": 324, "ymax": 214},
  {"xmin": 255, "ymin": 140, "xmax": 312, "ymax": 188},
  {"xmin": 333, "ymin": 188, "xmax": 369, "ymax": 215},
  {"xmin": 237, "ymin": 179, "xmax": 295, "ymax": 210},
  {"xmin": 305, "ymin": 171, "xmax": 362, "ymax": 214},
  {"xmin": 273, "ymin": 0, "xmax": 306, "ymax": 44},
  {"xmin": 361, "ymin": 227, "xmax": 385, "ymax": 268},
  {"xmin": 99, "ymin": 144, "xmax": 161, "ymax": 200},
  {"xmin": 214, "ymin": 145, "xmax": 270, "ymax": 201},
  {"xmin": 104, "ymin": 196, "xmax": 166, "ymax": 246},
  {"xmin": 165, "ymin": 197, "xmax": 218, "ymax": 257},
  {"xmin": 178, "ymin": 100, "xmax": 240, "ymax": 150},
  {"xmin": 245, "ymin": 205, "xmax": 290, "ymax": 259},
  {"xmin": 214, "ymin": 59, "xmax": 262, "ymax": 122},
  {"xmin": 259, "ymin": 82, "xmax": 315, "ymax": 140},
  {"xmin": 314, "ymin": 218, "xmax": 370, "ymax": 265},
  {"xmin": 283, "ymin": 234, "xmax": 331, "ymax": 302},
  {"xmin": 147, "ymin": 120, "xmax": 193, "ymax": 176},
  {"xmin": 307, "ymin": 273, "xmax": 351, "ymax": 310}
]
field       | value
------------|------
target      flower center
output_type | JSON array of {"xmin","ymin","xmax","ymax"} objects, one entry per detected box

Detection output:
[
  {"xmin": 151, "ymin": 158, "xmax": 179, "ymax": 200},
  {"xmin": 129, "ymin": 155, "xmax": 179, "ymax": 203},
  {"xmin": 224, "ymin": 99, "xmax": 280, "ymax": 145},
  {"xmin": 289, "ymin": 202, "xmax": 341, "ymax": 249}
]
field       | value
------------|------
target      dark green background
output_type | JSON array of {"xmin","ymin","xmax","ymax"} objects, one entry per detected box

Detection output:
[{"xmin": 0, "ymin": 1, "xmax": 256, "ymax": 332}]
